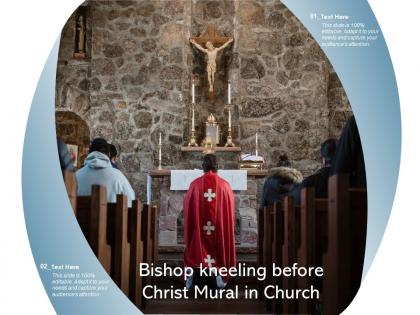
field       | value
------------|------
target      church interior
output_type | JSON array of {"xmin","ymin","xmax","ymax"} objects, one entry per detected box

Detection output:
[{"xmin": 56, "ymin": 1, "xmax": 360, "ymax": 314}]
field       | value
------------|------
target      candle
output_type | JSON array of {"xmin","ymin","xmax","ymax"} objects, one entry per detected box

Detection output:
[
  {"xmin": 192, "ymin": 81, "xmax": 195, "ymax": 104},
  {"xmin": 192, "ymin": 105, "xmax": 195, "ymax": 131},
  {"xmin": 228, "ymin": 82, "xmax": 231, "ymax": 104},
  {"xmin": 255, "ymin": 132, "xmax": 258, "ymax": 156},
  {"xmin": 158, "ymin": 132, "xmax": 162, "ymax": 162},
  {"xmin": 228, "ymin": 108, "xmax": 231, "ymax": 129}
]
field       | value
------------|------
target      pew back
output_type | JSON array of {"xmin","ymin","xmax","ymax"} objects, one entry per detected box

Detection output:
[
  {"xmin": 62, "ymin": 171, "xmax": 157, "ymax": 310},
  {"xmin": 258, "ymin": 173, "xmax": 367, "ymax": 315}
]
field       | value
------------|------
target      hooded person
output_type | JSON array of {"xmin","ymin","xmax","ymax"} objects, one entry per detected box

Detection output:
[
  {"xmin": 291, "ymin": 139, "xmax": 337, "ymax": 206},
  {"xmin": 109, "ymin": 143, "xmax": 119, "ymax": 169},
  {"xmin": 331, "ymin": 115, "xmax": 366, "ymax": 188},
  {"xmin": 76, "ymin": 138, "xmax": 135, "ymax": 206},
  {"xmin": 259, "ymin": 154, "xmax": 303, "ymax": 210},
  {"xmin": 183, "ymin": 154, "xmax": 236, "ymax": 290}
]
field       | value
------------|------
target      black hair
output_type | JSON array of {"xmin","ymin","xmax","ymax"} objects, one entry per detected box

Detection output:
[
  {"xmin": 277, "ymin": 154, "xmax": 291, "ymax": 167},
  {"xmin": 109, "ymin": 143, "xmax": 118, "ymax": 159},
  {"xmin": 89, "ymin": 138, "xmax": 110, "ymax": 156},
  {"xmin": 202, "ymin": 154, "xmax": 218, "ymax": 172},
  {"xmin": 321, "ymin": 138, "xmax": 337, "ymax": 164}
]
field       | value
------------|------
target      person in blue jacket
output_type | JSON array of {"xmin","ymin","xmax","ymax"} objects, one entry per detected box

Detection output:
[{"xmin": 76, "ymin": 138, "xmax": 135, "ymax": 206}]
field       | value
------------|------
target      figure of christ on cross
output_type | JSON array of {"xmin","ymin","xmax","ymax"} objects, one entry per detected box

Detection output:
[
  {"xmin": 183, "ymin": 154, "xmax": 236, "ymax": 290},
  {"xmin": 190, "ymin": 26, "xmax": 234, "ymax": 93}
]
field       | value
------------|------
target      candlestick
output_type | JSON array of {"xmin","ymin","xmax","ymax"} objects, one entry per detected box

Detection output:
[
  {"xmin": 192, "ymin": 81, "xmax": 195, "ymax": 104},
  {"xmin": 228, "ymin": 82, "xmax": 231, "ymax": 105},
  {"xmin": 255, "ymin": 132, "xmax": 259, "ymax": 157},
  {"xmin": 192, "ymin": 104, "xmax": 195, "ymax": 131},
  {"xmin": 188, "ymin": 103, "xmax": 198, "ymax": 147},
  {"xmin": 225, "ymin": 107, "xmax": 235, "ymax": 147},
  {"xmin": 228, "ymin": 107, "xmax": 231, "ymax": 129}
]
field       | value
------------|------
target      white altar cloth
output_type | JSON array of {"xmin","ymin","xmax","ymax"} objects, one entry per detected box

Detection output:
[{"xmin": 170, "ymin": 170, "xmax": 248, "ymax": 191}]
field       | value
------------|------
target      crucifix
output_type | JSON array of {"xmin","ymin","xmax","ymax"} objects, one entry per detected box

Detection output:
[{"xmin": 190, "ymin": 25, "xmax": 234, "ymax": 98}]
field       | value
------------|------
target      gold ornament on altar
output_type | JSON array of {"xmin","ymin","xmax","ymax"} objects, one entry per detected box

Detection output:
[
  {"xmin": 202, "ymin": 114, "xmax": 220, "ymax": 146},
  {"xmin": 202, "ymin": 137, "xmax": 216, "ymax": 154}
]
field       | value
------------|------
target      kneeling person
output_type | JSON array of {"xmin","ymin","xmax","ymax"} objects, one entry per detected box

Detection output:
[{"xmin": 183, "ymin": 154, "xmax": 236, "ymax": 290}]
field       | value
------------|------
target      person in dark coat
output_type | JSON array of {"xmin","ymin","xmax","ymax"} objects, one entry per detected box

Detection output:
[
  {"xmin": 291, "ymin": 138, "xmax": 337, "ymax": 205},
  {"xmin": 109, "ymin": 143, "xmax": 119, "ymax": 169},
  {"xmin": 259, "ymin": 155, "xmax": 303, "ymax": 210},
  {"xmin": 57, "ymin": 138, "xmax": 75, "ymax": 172},
  {"xmin": 331, "ymin": 115, "xmax": 366, "ymax": 188}
]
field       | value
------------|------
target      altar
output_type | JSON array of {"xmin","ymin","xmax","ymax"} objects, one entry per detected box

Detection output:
[
  {"xmin": 144, "ymin": 25, "xmax": 270, "ymax": 250},
  {"xmin": 148, "ymin": 169, "xmax": 267, "ymax": 248}
]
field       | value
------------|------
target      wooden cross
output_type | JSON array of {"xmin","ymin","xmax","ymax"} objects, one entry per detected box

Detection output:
[{"xmin": 190, "ymin": 25, "xmax": 234, "ymax": 48}]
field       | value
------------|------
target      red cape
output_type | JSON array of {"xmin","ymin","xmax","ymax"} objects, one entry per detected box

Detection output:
[{"xmin": 183, "ymin": 171, "xmax": 236, "ymax": 274}]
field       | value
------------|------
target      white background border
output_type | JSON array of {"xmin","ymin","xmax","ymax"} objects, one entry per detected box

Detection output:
[{"xmin": 0, "ymin": 1, "xmax": 419, "ymax": 313}]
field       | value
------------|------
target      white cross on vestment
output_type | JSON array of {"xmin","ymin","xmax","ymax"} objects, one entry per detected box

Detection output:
[
  {"xmin": 203, "ymin": 221, "xmax": 215, "ymax": 235},
  {"xmin": 204, "ymin": 188, "xmax": 216, "ymax": 202},
  {"xmin": 204, "ymin": 254, "xmax": 215, "ymax": 268}
]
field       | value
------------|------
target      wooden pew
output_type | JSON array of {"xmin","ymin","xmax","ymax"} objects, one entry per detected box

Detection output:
[
  {"xmin": 151, "ymin": 205, "xmax": 159, "ymax": 285},
  {"xmin": 105, "ymin": 195, "xmax": 130, "ymax": 295},
  {"xmin": 262, "ymin": 173, "xmax": 367, "ymax": 315},
  {"xmin": 63, "ymin": 171, "xmax": 77, "ymax": 213},
  {"xmin": 269, "ymin": 196, "xmax": 298, "ymax": 314},
  {"xmin": 272, "ymin": 202, "xmax": 283, "ymax": 314},
  {"xmin": 62, "ymin": 172, "xmax": 152, "ymax": 310},
  {"xmin": 323, "ymin": 174, "xmax": 367, "ymax": 315},
  {"xmin": 140, "ymin": 203, "xmax": 158, "ymax": 308},
  {"xmin": 281, "ymin": 196, "xmax": 298, "ymax": 314},
  {"xmin": 262, "ymin": 204, "xmax": 274, "ymax": 311},
  {"xmin": 128, "ymin": 200, "xmax": 144, "ymax": 308},
  {"xmin": 297, "ymin": 188, "xmax": 328, "ymax": 314},
  {"xmin": 76, "ymin": 185, "xmax": 111, "ymax": 273},
  {"xmin": 257, "ymin": 207, "xmax": 265, "ymax": 301}
]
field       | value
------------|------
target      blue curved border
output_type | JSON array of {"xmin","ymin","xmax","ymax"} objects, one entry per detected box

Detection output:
[
  {"xmin": 22, "ymin": 38, "xmax": 141, "ymax": 314},
  {"xmin": 21, "ymin": 1, "xmax": 400, "ymax": 313},
  {"xmin": 283, "ymin": 0, "xmax": 401, "ymax": 276}
]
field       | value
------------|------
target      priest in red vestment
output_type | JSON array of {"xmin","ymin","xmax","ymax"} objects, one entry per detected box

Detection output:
[{"xmin": 183, "ymin": 154, "xmax": 236, "ymax": 289}]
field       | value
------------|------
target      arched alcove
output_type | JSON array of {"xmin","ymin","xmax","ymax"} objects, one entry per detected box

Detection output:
[{"xmin": 56, "ymin": 111, "xmax": 90, "ymax": 168}]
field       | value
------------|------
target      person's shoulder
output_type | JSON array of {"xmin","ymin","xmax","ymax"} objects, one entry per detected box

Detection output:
[
  {"xmin": 186, "ymin": 177, "xmax": 201, "ymax": 192},
  {"xmin": 301, "ymin": 174, "xmax": 316, "ymax": 187},
  {"xmin": 217, "ymin": 175, "xmax": 231, "ymax": 189},
  {"xmin": 110, "ymin": 168, "xmax": 129, "ymax": 180},
  {"xmin": 191, "ymin": 176, "xmax": 202, "ymax": 186},
  {"xmin": 75, "ymin": 166, "xmax": 86, "ymax": 176}
]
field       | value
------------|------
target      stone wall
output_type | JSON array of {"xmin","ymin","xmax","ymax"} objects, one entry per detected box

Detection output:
[{"xmin": 56, "ymin": 0, "xmax": 352, "ymax": 246}]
